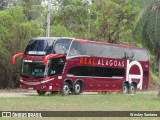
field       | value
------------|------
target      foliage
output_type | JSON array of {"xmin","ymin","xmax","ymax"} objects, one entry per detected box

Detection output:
[
  {"xmin": 50, "ymin": 24, "xmax": 76, "ymax": 37},
  {"xmin": 0, "ymin": 6, "xmax": 42, "ymax": 88},
  {"xmin": 51, "ymin": 0, "xmax": 139, "ymax": 44},
  {"xmin": 0, "ymin": 0, "xmax": 158, "ymax": 88},
  {"xmin": 133, "ymin": 0, "xmax": 160, "ymax": 62},
  {"xmin": 20, "ymin": 0, "xmax": 45, "ymax": 21},
  {"xmin": 0, "ymin": 0, "xmax": 17, "ymax": 10},
  {"xmin": 92, "ymin": 0, "xmax": 140, "ymax": 44},
  {"xmin": 51, "ymin": 0, "xmax": 92, "ymax": 38}
]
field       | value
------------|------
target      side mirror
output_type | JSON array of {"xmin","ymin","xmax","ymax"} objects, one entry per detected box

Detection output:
[
  {"xmin": 43, "ymin": 54, "xmax": 65, "ymax": 65},
  {"xmin": 12, "ymin": 53, "xmax": 24, "ymax": 64}
]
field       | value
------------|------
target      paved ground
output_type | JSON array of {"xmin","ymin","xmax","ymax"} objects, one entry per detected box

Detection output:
[
  {"xmin": 0, "ymin": 89, "xmax": 98, "ymax": 97},
  {"xmin": 0, "ymin": 89, "xmax": 37, "ymax": 97},
  {"xmin": 0, "ymin": 89, "xmax": 156, "ymax": 97}
]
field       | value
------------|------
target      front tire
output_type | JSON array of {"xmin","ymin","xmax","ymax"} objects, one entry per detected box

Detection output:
[
  {"xmin": 61, "ymin": 82, "xmax": 70, "ymax": 95},
  {"xmin": 37, "ymin": 90, "xmax": 46, "ymax": 96},
  {"xmin": 122, "ymin": 83, "xmax": 129, "ymax": 94}
]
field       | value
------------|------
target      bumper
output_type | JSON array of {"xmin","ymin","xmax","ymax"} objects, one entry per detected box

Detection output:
[{"xmin": 19, "ymin": 78, "xmax": 56, "ymax": 91}]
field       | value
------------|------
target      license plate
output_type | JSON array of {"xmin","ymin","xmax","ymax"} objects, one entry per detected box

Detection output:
[{"xmin": 28, "ymin": 87, "xmax": 33, "ymax": 90}]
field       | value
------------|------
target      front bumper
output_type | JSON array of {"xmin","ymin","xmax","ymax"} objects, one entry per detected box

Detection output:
[{"xmin": 19, "ymin": 78, "xmax": 54, "ymax": 91}]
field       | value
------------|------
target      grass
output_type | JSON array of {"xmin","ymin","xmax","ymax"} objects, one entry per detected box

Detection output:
[
  {"xmin": 149, "ymin": 71, "xmax": 159, "ymax": 91},
  {"xmin": 0, "ymin": 91, "xmax": 160, "ymax": 120},
  {"xmin": 0, "ymin": 91, "xmax": 160, "ymax": 111}
]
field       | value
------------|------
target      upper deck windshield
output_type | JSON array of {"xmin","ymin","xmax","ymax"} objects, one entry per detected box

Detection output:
[
  {"xmin": 54, "ymin": 39, "xmax": 72, "ymax": 54},
  {"xmin": 21, "ymin": 60, "xmax": 46, "ymax": 78},
  {"xmin": 24, "ymin": 38, "xmax": 73, "ymax": 56},
  {"xmin": 24, "ymin": 39, "xmax": 55, "ymax": 56}
]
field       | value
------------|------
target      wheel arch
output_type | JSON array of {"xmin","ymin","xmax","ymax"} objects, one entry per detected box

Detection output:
[
  {"xmin": 122, "ymin": 81, "xmax": 129, "ymax": 87},
  {"xmin": 63, "ymin": 79, "xmax": 73, "ymax": 90},
  {"xmin": 131, "ymin": 81, "xmax": 137, "ymax": 89}
]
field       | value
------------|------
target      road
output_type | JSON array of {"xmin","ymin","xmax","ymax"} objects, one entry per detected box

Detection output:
[
  {"xmin": 0, "ymin": 89, "xmax": 37, "ymax": 97},
  {"xmin": 0, "ymin": 89, "xmax": 98, "ymax": 97}
]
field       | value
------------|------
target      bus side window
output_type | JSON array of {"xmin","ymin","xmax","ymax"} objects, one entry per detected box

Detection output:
[
  {"xmin": 70, "ymin": 48, "xmax": 80, "ymax": 56},
  {"xmin": 49, "ymin": 62, "xmax": 56, "ymax": 75},
  {"xmin": 68, "ymin": 66, "xmax": 125, "ymax": 77},
  {"xmin": 49, "ymin": 58, "xmax": 65, "ymax": 76}
]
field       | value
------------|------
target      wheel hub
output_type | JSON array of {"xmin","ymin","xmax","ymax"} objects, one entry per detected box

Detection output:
[
  {"xmin": 75, "ymin": 84, "xmax": 80, "ymax": 93},
  {"xmin": 63, "ymin": 85, "xmax": 69, "ymax": 93}
]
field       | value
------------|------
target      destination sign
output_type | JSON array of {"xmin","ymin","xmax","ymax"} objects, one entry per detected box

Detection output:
[{"xmin": 28, "ymin": 51, "xmax": 46, "ymax": 55}]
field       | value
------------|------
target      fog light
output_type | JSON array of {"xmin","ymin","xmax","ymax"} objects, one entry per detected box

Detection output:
[
  {"xmin": 20, "ymin": 79, "xmax": 23, "ymax": 82},
  {"xmin": 49, "ymin": 86, "xmax": 52, "ymax": 90}
]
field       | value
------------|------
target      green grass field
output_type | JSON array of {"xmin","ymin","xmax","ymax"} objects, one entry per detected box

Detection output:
[
  {"xmin": 0, "ymin": 91, "xmax": 160, "ymax": 111},
  {"xmin": 0, "ymin": 91, "xmax": 160, "ymax": 120}
]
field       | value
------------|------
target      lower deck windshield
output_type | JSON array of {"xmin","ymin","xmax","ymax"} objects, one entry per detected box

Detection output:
[{"xmin": 21, "ymin": 60, "xmax": 46, "ymax": 78}]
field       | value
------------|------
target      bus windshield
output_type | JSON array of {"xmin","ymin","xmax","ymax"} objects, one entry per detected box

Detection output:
[
  {"xmin": 54, "ymin": 39, "xmax": 72, "ymax": 54},
  {"xmin": 24, "ymin": 39, "xmax": 54, "ymax": 56},
  {"xmin": 21, "ymin": 60, "xmax": 46, "ymax": 78}
]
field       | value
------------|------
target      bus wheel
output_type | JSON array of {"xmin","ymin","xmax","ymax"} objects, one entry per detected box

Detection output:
[
  {"xmin": 122, "ymin": 83, "xmax": 129, "ymax": 94},
  {"xmin": 61, "ymin": 82, "xmax": 70, "ymax": 95},
  {"xmin": 74, "ymin": 82, "xmax": 81, "ymax": 95},
  {"xmin": 37, "ymin": 90, "xmax": 46, "ymax": 96},
  {"xmin": 129, "ymin": 84, "xmax": 136, "ymax": 94}
]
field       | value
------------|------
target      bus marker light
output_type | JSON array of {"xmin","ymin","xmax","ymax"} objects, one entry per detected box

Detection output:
[
  {"xmin": 58, "ymin": 76, "xmax": 62, "ymax": 79},
  {"xmin": 49, "ymin": 86, "xmax": 52, "ymax": 90}
]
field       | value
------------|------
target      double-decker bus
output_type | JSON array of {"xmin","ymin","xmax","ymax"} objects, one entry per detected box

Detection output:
[{"xmin": 12, "ymin": 37, "xmax": 150, "ymax": 95}]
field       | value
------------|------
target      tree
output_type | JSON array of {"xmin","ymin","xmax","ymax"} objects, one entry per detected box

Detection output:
[
  {"xmin": 0, "ymin": 0, "xmax": 17, "ymax": 10},
  {"xmin": 51, "ymin": 0, "xmax": 139, "ymax": 43},
  {"xmin": 0, "ymin": 0, "xmax": 8, "ymax": 9},
  {"xmin": 133, "ymin": 0, "xmax": 160, "ymax": 62},
  {"xmin": 93, "ymin": 0, "xmax": 139, "ymax": 43},
  {"xmin": 0, "ymin": 6, "xmax": 42, "ymax": 88},
  {"xmin": 22, "ymin": 0, "xmax": 44, "ymax": 21},
  {"xmin": 133, "ymin": 0, "xmax": 160, "ymax": 95},
  {"xmin": 51, "ymin": 0, "xmax": 95, "ymax": 38}
]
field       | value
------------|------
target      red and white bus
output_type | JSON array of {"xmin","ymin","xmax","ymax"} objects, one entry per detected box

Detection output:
[{"xmin": 12, "ymin": 37, "xmax": 150, "ymax": 95}]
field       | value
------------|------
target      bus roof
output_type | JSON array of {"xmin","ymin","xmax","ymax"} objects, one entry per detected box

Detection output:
[
  {"xmin": 32, "ymin": 37, "xmax": 74, "ymax": 40},
  {"xmin": 73, "ymin": 39, "xmax": 146, "ymax": 50}
]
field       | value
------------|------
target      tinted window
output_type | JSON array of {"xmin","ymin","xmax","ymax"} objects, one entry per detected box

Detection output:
[
  {"xmin": 25, "ymin": 39, "xmax": 54, "ymax": 55},
  {"xmin": 68, "ymin": 41, "xmax": 149, "ymax": 61},
  {"xmin": 21, "ymin": 60, "xmax": 45, "ymax": 78},
  {"xmin": 68, "ymin": 42, "xmax": 109, "ymax": 57},
  {"xmin": 129, "ymin": 49, "xmax": 149, "ymax": 61},
  {"xmin": 48, "ymin": 58, "xmax": 65, "ymax": 76},
  {"xmin": 54, "ymin": 39, "xmax": 72, "ymax": 54},
  {"xmin": 68, "ymin": 41, "xmax": 125, "ymax": 58},
  {"xmin": 68, "ymin": 66, "xmax": 125, "ymax": 77}
]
